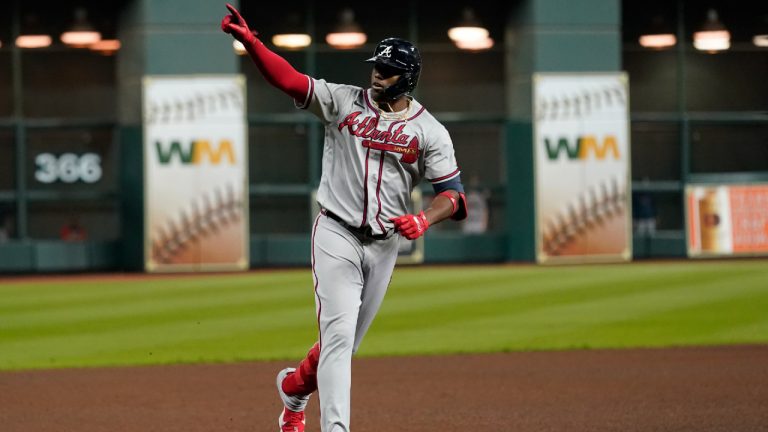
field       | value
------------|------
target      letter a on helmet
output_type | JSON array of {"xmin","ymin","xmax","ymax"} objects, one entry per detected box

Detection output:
[{"xmin": 365, "ymin": 38, "xmax": 422, "ymax": 100}]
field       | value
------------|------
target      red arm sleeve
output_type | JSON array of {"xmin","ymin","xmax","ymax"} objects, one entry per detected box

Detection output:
[{"xmin": 243, "ymin": 39, "xmax": 310, "ymax": 103}]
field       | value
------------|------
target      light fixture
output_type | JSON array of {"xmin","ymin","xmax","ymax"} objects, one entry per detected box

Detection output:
[
  {"xmin": 638, "ymin": 15, "xmax": 676, "ymax": 49},
  {"xmin": 754, "ymin": 35, "xmax": 768, "ymax": 47},
  {"xmin": 272, "ymin": 13, "xmax": 311, "ymax": 49},
  {"xmin": 232, "ymin": 31, "xmax": 260, "ymax": 55},
  {"xmin": 89, "ymin": 39, "xmax": 121, "ymax": 55},
  {"xmin": 455, "ymin": 37, "xmax": 494, "ymax": 51},
  {"xmin": 273, "ymin": 34, "xmax": 312, "ymax": 49},
  {"xmin": 16, "ymin": 35, "xmax": 52, "ymax": 49},
  {"xmin": 326, "ymin": 8, "xmax": 367, "ymax": 49},
  {"xmin": 639, "ymin": 34, "xmax": 677, "ymax": 48},
  {"xmin": 448, "ymin": 8, "xmax": 493, "ymax": 51},
  {"xmin": 61, "ymin": 8, "xmax": 102, "ymax": 47},
  {"xmin": 693, "ymin": 9, "xmax": 730, "ymax": 52},
  {"xmin": 16, "ymin": 15, "xmax": 52, "ymax": 49},
  {"xmin": 233, "ymin": 40, "xmax": 247, "ymax": 55}
]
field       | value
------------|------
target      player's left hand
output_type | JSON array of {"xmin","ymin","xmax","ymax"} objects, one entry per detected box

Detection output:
[
  {"xmin": 389, "ymin": 211, "xmax": 429, "ymax": 240},
  {"xmin": 221, "ymin": 3, "xmax": 257, "ymax": 45}
]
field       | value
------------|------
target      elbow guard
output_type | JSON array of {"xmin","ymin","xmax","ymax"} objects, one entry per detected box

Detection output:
[
  {"xmin": 437, "ymin": 190, "xmax": 468, "ymax": 221},
  {"xmin": 433, "ymin": 175, "xmax": 467, "ymax": 221}
]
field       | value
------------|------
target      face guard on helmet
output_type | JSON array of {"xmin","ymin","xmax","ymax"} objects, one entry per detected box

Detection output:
[{"xmin": 365, "ymin": 37, "xmax": 422, "ymax": 100}]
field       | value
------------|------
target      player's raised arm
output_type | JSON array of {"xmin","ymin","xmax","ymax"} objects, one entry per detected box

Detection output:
[{"xmin": 221, "ymin": 3, "xmax": 310, "ymax": 105}]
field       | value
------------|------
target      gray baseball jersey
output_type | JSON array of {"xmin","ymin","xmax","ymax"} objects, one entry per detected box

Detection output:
[
  {"xmin": 301, "ymin": 79, "xmax": 461, "ymax": 236},
  {"xmin": 293, "ymin": 78, "xmax": 461, "ymax": 432}
]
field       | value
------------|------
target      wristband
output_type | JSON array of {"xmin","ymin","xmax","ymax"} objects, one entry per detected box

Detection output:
[{"xmin": 438, "ymin": 191, "xmax": 458, "ymax": 216}]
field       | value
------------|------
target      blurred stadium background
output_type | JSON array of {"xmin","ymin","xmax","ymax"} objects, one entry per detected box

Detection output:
[{"xmin": 0, "ymin": 0, "xmax": 766, "ymax": 272}]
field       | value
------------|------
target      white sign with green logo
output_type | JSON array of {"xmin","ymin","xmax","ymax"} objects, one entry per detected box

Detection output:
[
  {"xmin": 533, "ymin": 72, "xmax": 632, "ymax": 264},
  {"xmin": 143, "ymin": 75, "xmax": 249, "ymax": 272}
]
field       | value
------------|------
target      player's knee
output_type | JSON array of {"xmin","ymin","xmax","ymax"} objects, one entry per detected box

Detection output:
[
  {"xmin": 322, "ymin": 320, "xmax": 355, "ymax": 352},
  {"xmin": 324, "ymin": 335, "xmax": 354, "ymax": 355}
]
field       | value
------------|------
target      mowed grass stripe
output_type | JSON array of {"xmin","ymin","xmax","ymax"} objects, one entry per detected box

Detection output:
[
  {"xmin": 0, "ymin": 273, "xmax": 311, "ymax": 312},
  {"xmin": 0, "ymin": 279, "xmax": 315, "ymax": 335},
  {"xmin": 710, "ymin": 319, "xmax": 768, "ymax": 342},
  {"xmin": 1, "ymin": 260, "xmax": 767, "ymax": 370},
  {"xmin": 0, "ymin": 306, "xmax": 319, "ymax": 369},
  {"xmin": 510, "ymin": 285, "xmax": 768, "ymax": 350},
  {"xmin": 512, "ymin": 273, "xmax": 768, "ymax": 345},
  {"xmin": 426, "ymin": 267, "xmax": 765, "ymax": 333},
  {"xmin": 385, "ymin": 261, "xmax": 741, "ymax": 310},
  {"xmin": 387, "ymin": 261, "xmax": 731, "ymax": 297},
  {"xmin": 362, "ymin": 267, "xmax": 768, "ymax": 354},
  {"xmin": 0, "ymin": 273, "xmax": 317, "ymax": 368},
  {"xmin": 0, "ymin": 295, "xmax": 316, "ymax": 342},
  {"xmin": 377, "ymin": 264, "xmax": 746, "ymax": 331}
]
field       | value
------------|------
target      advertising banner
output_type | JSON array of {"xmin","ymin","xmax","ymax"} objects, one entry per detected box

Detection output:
[
  {"xmin": 533, "ymin": 73, "xmax": 632, "ymax": 263},
  {"xmin": 143, "ymin": 75, "xmax": 249, "ymax": 272},
  {"xmin": 686, "ymin": 184, "xmax": 768, "ymax": 257}
]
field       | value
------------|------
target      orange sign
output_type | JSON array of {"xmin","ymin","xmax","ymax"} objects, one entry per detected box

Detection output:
[
  {"xmin": 729, "ymin": 185, "xmax": 768, "ymax": 253},
  {"xmin": 687, "ymin": 184, "xmax": 768, "ymax": 256}
]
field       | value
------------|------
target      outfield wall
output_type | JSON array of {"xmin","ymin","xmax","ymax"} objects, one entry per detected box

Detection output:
[
  {"xmin": 0, "ymin": 232, "xmax": 690, "ymax": 272},
  {"xmin": 1, "ymin": 0, "xmax": 766, "ymax": 272}
]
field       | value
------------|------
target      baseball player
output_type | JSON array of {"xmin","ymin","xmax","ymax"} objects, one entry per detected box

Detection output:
[{"xmin": 221, "ymin": 4, "xmax": 467, "ymax": 432}]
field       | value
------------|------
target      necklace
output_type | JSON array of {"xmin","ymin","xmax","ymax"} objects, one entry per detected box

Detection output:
[{"xmin": 376, "ymin": 97, "xmax": 412, "ymax": 122}]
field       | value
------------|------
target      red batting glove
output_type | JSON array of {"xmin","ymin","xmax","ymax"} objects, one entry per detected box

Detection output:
[
  {"xmin": 221, "ymin": 3, "xmax": 258, "ymax": 45},
  {"xmin": 389, "ymin": 211, "xmax": 430, "ymax": 240}
]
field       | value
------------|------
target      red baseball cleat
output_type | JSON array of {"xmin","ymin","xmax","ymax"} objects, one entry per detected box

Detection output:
[
  {"xmin": 278, "ymin": 407, "xmax": 306, "ymax": 432},
  {"xmin": 277, "ymin": 367, "xmax": 310, "ymax": 432}
]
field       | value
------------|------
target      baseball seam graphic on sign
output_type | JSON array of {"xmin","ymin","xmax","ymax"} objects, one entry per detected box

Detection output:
[
  {"xmin": 144, "ymin": 75, "xmax": 248, "ymax": 271},
  {"xmin": 145, "ymin": 86, "xmax": 243, "ymax": 125},
  {"xmin": 151, "ymin": 183, "xmax": 243, "ymax": 264},
  {"xmin": 541, "ymin": 177, "xmax": 626, "ymax": 256},
  {"xmin": 535, "ymin": 73, "xmax": 630, "ymax": 262},
  {"xmin": 536, "ymin": 84, "xmax": 626, "ymax": 121}
]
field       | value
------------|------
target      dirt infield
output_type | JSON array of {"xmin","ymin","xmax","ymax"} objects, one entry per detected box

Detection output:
[{"xmin": 1, "ymin": 345, "xmax": 766, "ymax": 432}]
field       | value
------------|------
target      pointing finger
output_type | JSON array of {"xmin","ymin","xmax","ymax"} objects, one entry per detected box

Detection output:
[{"xmin": 226, "ymin": 4, "xmax": 245, "ymax": 24}]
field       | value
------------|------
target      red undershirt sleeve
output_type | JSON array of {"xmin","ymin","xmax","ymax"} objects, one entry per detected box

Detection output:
[{"xmin": 244, "ymin": 38, "xmax": 310, "ymax": 104}]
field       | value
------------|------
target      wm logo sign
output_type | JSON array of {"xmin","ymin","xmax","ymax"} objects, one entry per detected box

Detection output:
[
  {"xmin": 544, "ymin": 135, "xmax": 620, "ymax": 160},
  {"xmin": 155, "ymin": 140, "xmax": 236, "ymax": 165}
]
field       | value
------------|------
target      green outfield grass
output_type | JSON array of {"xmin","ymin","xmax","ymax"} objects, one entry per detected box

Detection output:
[{"xmin": 1, "ymin": 259, "xmax": 767, "ymax": 370}]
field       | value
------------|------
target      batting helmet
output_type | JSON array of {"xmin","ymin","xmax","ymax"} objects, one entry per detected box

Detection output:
[{"xmin": 365, "ymin": 38, "xmax": 421, "ymax": 100}]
